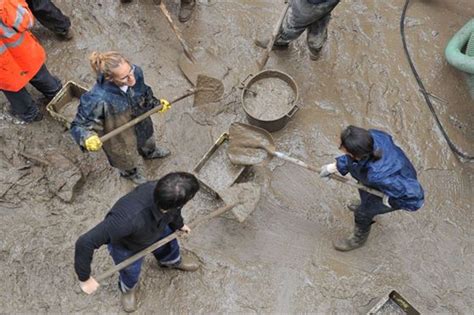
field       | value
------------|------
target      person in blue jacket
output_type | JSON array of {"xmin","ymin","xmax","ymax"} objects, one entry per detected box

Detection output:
[
  {"xmin": 320, "ymin": 125, "xmax": 424, "ymax": 251},
  {"xmin": 71, "ymin": 51, "xmax": 171, "ymax": 185}
]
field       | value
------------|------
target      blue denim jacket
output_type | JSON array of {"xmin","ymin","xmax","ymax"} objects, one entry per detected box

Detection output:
[{"xmin": 336, "ymin": 130, "xmax": 424, "ymax": 211}]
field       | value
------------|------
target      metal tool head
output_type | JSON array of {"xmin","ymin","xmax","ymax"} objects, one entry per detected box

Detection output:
[
  {"xmin": 227, "ymin": 122, "xmax": 276, "ymax": 166},
  {"xmin": 219, "ymin": 182, "xmax": 261, "ymax": 223},
  {"xmin": 193, "ymin": 74, "xmax": 225, "ymax": 106}
]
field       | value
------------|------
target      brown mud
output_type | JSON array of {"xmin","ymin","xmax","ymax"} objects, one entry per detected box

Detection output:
[
  {"xmin": 243, "ymin": 77, "xmax": 295, "ymax": 120},
  {"xmin": 0, "ymin": 0, "xmax": 473, "ymax": 313}
]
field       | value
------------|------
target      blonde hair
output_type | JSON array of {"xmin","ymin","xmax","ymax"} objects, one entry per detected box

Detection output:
[{"xmin": 89, "ymin": 51, "xmax": 129, "ymax": 80}]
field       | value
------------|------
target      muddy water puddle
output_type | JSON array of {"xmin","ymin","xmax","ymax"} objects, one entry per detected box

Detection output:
[{"xmin": 244, "ymin": 77, "xmax": 295, "ymax": 120}]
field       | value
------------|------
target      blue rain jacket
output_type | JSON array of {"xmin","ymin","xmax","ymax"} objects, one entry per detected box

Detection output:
[
  {"xmin": 336, "ymin": 130, "xmax": 424, "ymax": 211},
  {"xmin": 70, "ymin": 65, "xmax": 159, "ymax": 170}
]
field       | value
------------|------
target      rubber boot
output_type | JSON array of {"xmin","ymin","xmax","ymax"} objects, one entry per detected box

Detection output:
[
  {"xmin": 346, "ymin": 200, "xmax": 361, "ymax": 212},
  {"xmin": 121, "ymin": 284, "xmax": 139, "ymax": 313},
  {"xmin": 254, "ymin": 37, "xmax": 289, "ymax": 50},
  {"xmin": 161, "ymin": 253, "xmax": 199, "ymax": 272},
  {"xmin": 333, "ymin": 225, "xmax": 370, "ymax": 252},
  {"xmin": 120, "ymin": 169, "xmax": 147, "ymax": 185},
  {"xmin": 178, "ymin": 0, "xmax": 196, "ymax": 23},
  {"xmin": 143, "ymin": 146, "xmax": 170, "ymax": 160},
  {"xmin": 56, "ymin": 28, "xmax": 74, "ymax": 41}
]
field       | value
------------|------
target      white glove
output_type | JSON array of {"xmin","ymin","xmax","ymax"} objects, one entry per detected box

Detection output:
[{"xmin": 320, "ymin": 162, "xmax": 338, "ymax": 177}]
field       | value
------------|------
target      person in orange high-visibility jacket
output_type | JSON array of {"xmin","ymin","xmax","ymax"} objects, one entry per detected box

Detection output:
[{"xmin": 1, "ymin": 0, "xmax": 62, "ymax": 123}]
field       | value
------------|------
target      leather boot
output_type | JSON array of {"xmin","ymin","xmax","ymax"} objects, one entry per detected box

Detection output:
[
  {"xmin": 178, "ymin": 0, "xmax": 196, "ymax": 23},
  {"xmin": 121, "ymin": 284, "xmax": 139, "ymax": 313},
  {"xmin": 161, "ymin": 253, "xmax": 199, "ymax": 272},
  {"xmin": 333, "ymin": 225, "xmax": 371, "ymax": 252}
]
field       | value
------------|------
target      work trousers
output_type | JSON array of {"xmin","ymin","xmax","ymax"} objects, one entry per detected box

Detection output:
[
  {"xmin": 2, "ymin": 64, "xmax": 62, "ymax": 122},
  {"xmin": 107, "ymin": 225, "xmax": 181, "ymax": 291},
  {"xmin": 276, "ymin": 0, "xmax": 340, "ymax": 54},
  {"xmin": 26, "ymin": 0, "xmax": 71, "ymax": 34},
  {"xmin": 354, "ymin": 190, "xmax": 401, "ymax": 233}
]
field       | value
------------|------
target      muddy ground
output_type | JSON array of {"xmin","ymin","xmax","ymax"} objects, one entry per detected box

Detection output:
[{"xmin": 0, "ymin": 0, "xmax": 473, "ymax": 313}]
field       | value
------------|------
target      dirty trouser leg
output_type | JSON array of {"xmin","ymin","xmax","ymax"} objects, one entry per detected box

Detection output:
[
  {"xmin": 152, "ymin": 225, "xmax": 181, "ymax": 266},
  {"xmin": 307, "ymin": 13, "xmax": 331, "ymax": 54},
  {"xmin": 26, "ymin": 0, "xmax": 71, "ymax": 34},
  {"xmin": 2, "ymin": 88, "xmax": 39, "ymax": 122},
  {"xmin": 29, "ymin": 64, "xmax": 62, "ymax": 100},
  {"xmin": 107, "ymin": 244, "xmax": 144, "ymax": 291},
  {"xmin": 276, "ymin": 0, "xmax": 338, "ymax": 46},
  {"xmin": 354, "ymin": 190, "xmax": 400, "ymax": 232}
]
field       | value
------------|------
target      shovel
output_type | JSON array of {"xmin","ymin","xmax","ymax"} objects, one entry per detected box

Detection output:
[
  {"xmin": 158, "ymin": 2, "xmax": 228, "ymax": 86},
  {"xmin": 95, "ymin": 183, "xmax": 261, "ymax": 284},
  {"xmin": 99, "ymin": 74, "xmax": 224, "ymax": 143},
  {"xmin": 227, "ymin": 122, "xmax": 387, "ymax": 199}
]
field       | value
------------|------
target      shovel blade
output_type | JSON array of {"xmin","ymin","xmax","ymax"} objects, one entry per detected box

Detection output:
[
  {"xmin": 179, "ymin": 47, "xmax": 228, "ymax": 86},
  {"xmin": 227, "ymin": 123, "xmax": 276, "ymax": 166},
  {"xmin": 219, "ymin": 182, "xmax": 261, "ymax": 223},
  {"xmin": 194, "ymin": 74, "xmax": 224, "ymax": 106}
]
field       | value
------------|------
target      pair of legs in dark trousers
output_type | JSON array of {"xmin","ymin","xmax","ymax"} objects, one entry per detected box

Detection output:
[
  {"xmin": 2, "ymin": 64, "xmax": 62, "ymax": 122},
  {"xmin": 26, "ymin": 0, "xmax": 71, "ymax": 35},
  {"xmin": 334, "ymin": 189, "xmax": 400, "ymax": 251},
  {"xmin": 354, "ymin": 190, "xmax": 400, "ymax": 233},
  {"xmin": 275, "ymin": 0, "xmax": 340, "ymax": 55}
]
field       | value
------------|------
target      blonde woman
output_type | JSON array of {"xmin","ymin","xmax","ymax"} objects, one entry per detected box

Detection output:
[{"xmin": 71, "ymin": 51, "xmax": 170, "ymax": 184}]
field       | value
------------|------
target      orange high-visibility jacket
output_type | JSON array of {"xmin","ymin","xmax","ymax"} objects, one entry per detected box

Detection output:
[{"xmin": 0, "ymin": 0, "xmax": 46, "ymax": 92}]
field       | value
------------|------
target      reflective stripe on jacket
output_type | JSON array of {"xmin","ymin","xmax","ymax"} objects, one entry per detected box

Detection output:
[{"xmin": 0, "ymin": 0, "xmax": 46, "ymax": 91}]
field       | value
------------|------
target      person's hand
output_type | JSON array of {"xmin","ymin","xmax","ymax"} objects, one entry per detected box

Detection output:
[
  {"xmin": 79, "ymin": 277, "xmax": 100, "ymax": 294},
  {"xmin": 320, "ymin": 162, "xmax": 337, "ymax": 178},
  {"xmin": 84, "ymin": 135, "xmax": 102, "ymax": 152},
  {"xmin": 159, "ymin": 99, "xmax": 171, "ymax": 113},
  {"xmin": 180, "ymin": 224, "xmax": 191, "ymax": 234}
]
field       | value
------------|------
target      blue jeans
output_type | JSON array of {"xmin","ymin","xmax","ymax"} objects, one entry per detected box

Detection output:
[
  {"xmin": 354, "ymin": 190, "xmax": 400, "ymax": 232},
  {"xmin": 107, "ymin": 225, "xmax": 181, "ymax": 291}
]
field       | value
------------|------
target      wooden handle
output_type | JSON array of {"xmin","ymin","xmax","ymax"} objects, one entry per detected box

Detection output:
[
  {"xmin": 95, "ymin": 203, "xmax": 237, "ymax": 283},
  {"xmin": 159, "ymin": 3, "xmax": 197, "ymax": 63},
  {"xmin": 273, "ymin": 151, "xmax": 386, "ymax": 199},
  {"xmin": 99, "ymin": 89, "xmax": 197, "ymax": 143},
  {"xmin": 256, "ymin": 3, "xmax": 290, "ymax": 71}
]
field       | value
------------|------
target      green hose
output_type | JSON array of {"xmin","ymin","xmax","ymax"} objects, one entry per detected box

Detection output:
[{"xmin": 445, "ymin": 19, "xmax": 474, "ymax": 99}]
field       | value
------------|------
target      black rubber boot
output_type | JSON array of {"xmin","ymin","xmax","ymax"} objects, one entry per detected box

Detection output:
[
  {"xmin": 333, "ymin": 225, "xmax": 371, "ymax": 252},
  {"xmin": 346, "ymin": 200, "xmax": 361, "ymax": 212},
  {"xmin": 143, "ymin": 146, "xmax": 170, "ymax": 160},
  {"xmin": 254, "ymin": 38, "xmax": 289, "ymax": 50},
  {"xmin": 178, "ymin": 0, "xmax": 196, "ymax": 23}
]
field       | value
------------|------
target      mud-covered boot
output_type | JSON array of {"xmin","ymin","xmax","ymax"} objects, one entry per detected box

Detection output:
[
  {"xmin": 56, "ymin": 28, "xmax": 74, "ymax": 41},
  {"xmin": 121, "ymin": 284, "xmax": 139, "ymax": 313},
  {"xmin": 346, "ymin": 200, "xmax": 361, "ymax": 212},
  {"xmin": 144, "ymin": 146, "xmax": 170, "ymax": 160},
  {"xmin": 254, "ymin": 37, "xmax": 289, "ymax": 50},
  {"xmin": 333, "ymin": 225, "xmax": 370, "ymax": 252},
  {"xmin": 161, "ymin": 253, "xmax": 199, "ymax": 272},
  {"xmin": 178, "ymin": 0, "xmax": 196, "ymax": 23}
]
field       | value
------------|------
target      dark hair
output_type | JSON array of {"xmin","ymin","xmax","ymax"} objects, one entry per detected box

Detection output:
[
  {"xmin": 340, "ymin": 125, "xmax": 382, "ymax": 160},
  {"xmin": 154, "ymin": 172, "xmax": 200, "ymax": 210}
]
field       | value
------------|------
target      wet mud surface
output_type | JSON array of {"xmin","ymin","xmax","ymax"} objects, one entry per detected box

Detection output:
[
  {"xmin": 243, "ymin": 77, "xmax": 295, "ymax": 120},
  {"xmin": 0, "ymin": 0, "xmax": 473, "ymax": 313}
]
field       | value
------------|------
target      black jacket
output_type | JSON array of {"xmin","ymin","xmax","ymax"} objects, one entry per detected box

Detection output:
[{"xmin": 74, "ymin": 181, "xmax": 184, "ymax": 281}]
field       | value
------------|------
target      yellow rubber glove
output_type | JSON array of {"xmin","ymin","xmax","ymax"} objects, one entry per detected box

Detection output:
[
  {"xmin": 159, "ymin": 99, "xmax": 171, "ymax": 113},
  {"xmin": 84, "ymin": 135, "xmax": 102, "ymax": 152}
]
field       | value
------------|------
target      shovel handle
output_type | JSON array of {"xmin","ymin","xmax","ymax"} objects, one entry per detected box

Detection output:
[
  {"xmin": 99, "ymin": 89, "xmax": 197, "ymax": 143},
  {"xmin": 96, "ymin": 203, "xmax": 237, "ymax": 283},
  {"xmin": 273, "ymin": 151, "xmax": 386, "ymax": 199},
  {"xmin": 159, "ymin": 3, "xmax": 197, "ymax": 63},
  {"xmin": 256, "ymin": 2, "xmax": 290, "ymax": 71}
]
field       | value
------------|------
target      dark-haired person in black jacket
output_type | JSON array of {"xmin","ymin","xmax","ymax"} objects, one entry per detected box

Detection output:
[
  {"xmin": 255, "ymin": 0, "xmax": 341, "ymax": 60},
  {"xmin": 74, "ymin": 172, "xmax": 200, "ymax": 313}
]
